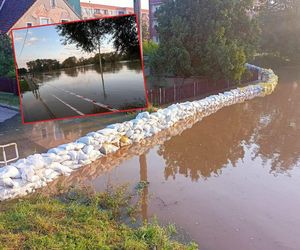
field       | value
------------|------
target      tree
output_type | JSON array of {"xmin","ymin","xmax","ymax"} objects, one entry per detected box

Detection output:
[
  {"xmin": 18, "ymin": 68, "xmax": 28, "ymax": 75},
  {"xmin": 26, "ymin": 59, "xmax": 60, "ymax": 72},
  {"xmin": 151, "ymin": 0, "xmax": 259, "ymax": 81},
  {"xmin": 0, "ymin": 33, "xmax": 15, "ymax": 78},
  {"xmin": 142, "ymin": 19, "xmax": 150, "ymax": 42},
  {"xmin": 56, "ymin": 15, "xmax": 140, "ymax": 90},
  {"xmin": 258, "ymin": 0, "xmax": 300, "ymax": 63},
  {"xmin": 62, "ymin": 56, "xmax": 77, "ymax": 68}
]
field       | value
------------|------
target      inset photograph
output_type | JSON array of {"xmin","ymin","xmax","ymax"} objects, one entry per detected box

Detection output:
[{"xmin": 12, "ymin": 14, "xmax": 147, "ymax": 124}]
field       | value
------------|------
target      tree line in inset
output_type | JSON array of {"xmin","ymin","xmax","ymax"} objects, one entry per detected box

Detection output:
[{"xmin": 19, "ymin": 52, "xmax": 131, "ymax": 74}]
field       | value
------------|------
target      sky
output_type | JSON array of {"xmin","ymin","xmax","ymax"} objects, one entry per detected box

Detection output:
[
  {"xmin": 81, "ymin": 0, "xmax": 149, "ymax": 9},
  {"xmin": 13, "ymin": 25, "xmax": 114, "ymax": 69}
]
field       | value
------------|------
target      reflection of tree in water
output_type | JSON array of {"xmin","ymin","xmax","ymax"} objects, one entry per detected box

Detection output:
[
  {"xmin": 158, "ymin": 103, "xmax": 262, "ymax": 181},
  {"xmin": 250, "ymin": 69, "xmax": 300, "ymax": 173},
  {"xmin": 159, "ymin": 69, "xmax": 300, "ymax": 180},
  {"xmin": 95, "ymin": 62, "xmax": 123, "ymax": 74},
  {"xmin": 34, "ymin": 71, "xmax": 62, "ymax": 84},
  {"xmin": 125, "ymin": 60, "xmax": 142, "ymax": 73},
  {"xmin": 63, "ymin": 67, "xmax": 79, "ymax": 77}
]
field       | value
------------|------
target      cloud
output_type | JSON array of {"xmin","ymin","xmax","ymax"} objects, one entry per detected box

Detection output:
[
  {"xmin": 25, "ymin": 36, "xmax": 39, "ymax": 46},
  {"xmin": 14, "ymin": 34, "xmax": 24, "ymax": 42}
]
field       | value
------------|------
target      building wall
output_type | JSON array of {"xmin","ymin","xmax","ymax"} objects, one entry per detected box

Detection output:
[
  {"xmin": 149, "ymin": 0, "xmax": 166, "ymax": 43},
  {"xmin": 80, "ymin": 2, "xmax": 149, "ymax": 26},
  {"xmin": 11, "ymin": 0, "xmax": 80, "ymax": 31}
]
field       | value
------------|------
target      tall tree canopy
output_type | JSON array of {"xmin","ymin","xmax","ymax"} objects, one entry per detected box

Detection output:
[
  {"xmin": 258, "ymin": 0, "xmax": 300, "ymax": 63},
  {"xmin": 27, "ymin": 59, "xmax": 60, "ymax": 72},
  {"xmin": 0, "ymin": 33, "xmax": 15, "ymax": 78},
  {"xmin": 56, "ymin": 15, "xmax": 140, "ymax": 59},
  {"xmin": 151, "ymin": 0, "xmax": 259, "ymax": 80}
]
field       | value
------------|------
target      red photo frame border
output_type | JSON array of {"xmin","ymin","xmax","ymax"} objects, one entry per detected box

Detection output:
[{"xmin": 10, "ymin": 13, "xmax": 149, "ymax": 125}]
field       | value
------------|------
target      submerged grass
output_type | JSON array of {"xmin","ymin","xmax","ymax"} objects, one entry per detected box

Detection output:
[{"xmin": 0, "ymin": 187, "xmax": 198, "ymax": 249}]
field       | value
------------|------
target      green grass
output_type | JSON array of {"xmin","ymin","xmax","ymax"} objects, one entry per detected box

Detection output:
[
  {"xmin": 0, "ymin": 92, "xmax": 19, "ymax": 108},
  {"xmin": 0, "ymin": 187, "xmax": 198, "ymax": 250}
]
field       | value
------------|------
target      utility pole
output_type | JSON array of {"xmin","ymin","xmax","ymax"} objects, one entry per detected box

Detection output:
[{"xmin": 133, "ymin": 0, "xmax": 143, "ymax": 56}]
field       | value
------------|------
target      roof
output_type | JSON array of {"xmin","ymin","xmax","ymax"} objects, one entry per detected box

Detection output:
[
  {"xmin": 0, "ymin": 0, "xmax": 36, "ymax": 34},
  {"xmin": 0, "ymin": 0, "xmax": 81, "ymax": 34}
]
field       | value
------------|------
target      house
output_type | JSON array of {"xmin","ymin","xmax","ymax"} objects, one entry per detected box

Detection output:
[
  {"xmin": 149, "ymin": 0, "xmax": 166, "ymax": 43},
  {"xmin": 0, "ymin": 0, "xmax": 81, "ymax": 35},
  {"xmin": 80, "ymin": 2, "xmax": 149, "ymax": 27}
]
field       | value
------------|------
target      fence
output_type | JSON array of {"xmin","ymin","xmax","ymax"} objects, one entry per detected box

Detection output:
[
  {"xmin": 0, "ymin": 77, "xmax": 19, "ymax": 95},
  {"xmin": 148, "ymin": 69, "xmax": 259, "ymax": 106}
]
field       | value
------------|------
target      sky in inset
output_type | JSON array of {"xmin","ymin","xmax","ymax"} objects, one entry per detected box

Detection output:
[{"xmin": 13, "ymin": 24, "xmax": 114, "ymax": 69}]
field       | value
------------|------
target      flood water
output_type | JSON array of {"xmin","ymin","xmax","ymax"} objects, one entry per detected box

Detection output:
[
  {"xmin": 21, "ymin": 61, "xmax": 146, "ymax": 123},
  {"xmin": 2, "ymin": 66, "xmax": 300, "ymax": 249},
  {"xmin": 43, "ymin": 66, "xmax": 300, "ymax": 250}
]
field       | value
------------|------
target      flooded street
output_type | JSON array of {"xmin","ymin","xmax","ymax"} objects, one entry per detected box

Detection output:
[
  {"xmin": 43, "ymin": 66, "xmax": 299, "ymax": 250},
  {"xmin": 21, "ymin": 61, "xmax": 146, "ymax": 122},
  {"xmin": 1, "ymin": 66, "xmax": 300, "ymax": 249}
]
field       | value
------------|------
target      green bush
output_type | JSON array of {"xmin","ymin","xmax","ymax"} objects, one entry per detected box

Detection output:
[{"xmin": 143, "ymin": 40, "xmax": 159, "ymax": 56}]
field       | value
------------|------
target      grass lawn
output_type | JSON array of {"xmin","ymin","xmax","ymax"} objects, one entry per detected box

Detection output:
[
  {"xmin": 0, "ymin": 187, "xmax": 198, "ymax": 250},
  {"xmin": 0, "ymin": 92, "xmax": 20, "ymax": 108}
]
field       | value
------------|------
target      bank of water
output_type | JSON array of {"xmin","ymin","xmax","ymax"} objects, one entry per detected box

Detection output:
[{"xmin": 43, "ymin": 66, "xmax": 300, "ymax": 250}]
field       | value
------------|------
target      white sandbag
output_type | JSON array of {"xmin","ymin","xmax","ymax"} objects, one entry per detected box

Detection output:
[
  {"xmin": 44, "ymin": 169, "xmax": 60, "ymax": 180},
  {"xmin": 82, "ymin": 145, "xmax": 94, "ymax": 155},
  {"xmin": 99, "ymin": 144, "xmax": 119, "ymax": 155},
  {"xmin": 0, "ymin": 177, "xmax": 15, "ymax": 188},
  {"xmin": 78, "ymin": 151, "xmax": 89, "ymax": 161},
  {"xmin": 0, "ymin": 166, "xmax": 20, "ymax": 179},
  {"xmin": 20, "ymin": 165, "xmax": 35, "ymax": 182},
  {"xmin": 68, "ymin": 151, "xmax": 79, "ymax": 161},
  {"xmin": 73, "ymin": 142, "xmax": 86, "ymax": 150},
  {"xmin": 27, "ymin": 154, "xmax": 46, "ymax": 170},
  {"xmin": 77, "ymin": 136, "xmax": 94, "ymax": 145},
  {"xmin": 98, "ymin": 128, "xmax": 118, "ymax": 136},
  {"xmin": 50, "ymin": 162, "xmax": 72, "ymax": 175},
  {"xmin": 47, "ymin": 148, "xmax": 68, "ymax": 156}
]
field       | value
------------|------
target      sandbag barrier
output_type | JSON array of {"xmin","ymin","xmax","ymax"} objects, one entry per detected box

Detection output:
[{"xmin": 0, "ymin": 65, "xmax": 278, "ymax": 201}]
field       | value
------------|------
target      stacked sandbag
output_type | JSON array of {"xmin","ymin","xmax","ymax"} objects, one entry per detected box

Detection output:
[{"xmin": 0, "ymin": 65, "xmax": 278, "ymax": 201}]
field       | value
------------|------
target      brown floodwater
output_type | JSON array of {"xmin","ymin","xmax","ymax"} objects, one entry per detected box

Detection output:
[{"xmin": 3, "ymin": 66, "xmax": 300, "ymax": 249}]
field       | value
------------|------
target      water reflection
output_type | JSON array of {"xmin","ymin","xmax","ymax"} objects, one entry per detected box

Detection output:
[
  {"xmin": 4, "ymin": 66, "xmax": 300, "ymax": 250},
  {"xmin": 139, "ymin": 154, "xmax": 149, "ymax": 221},
  {"xmin": 20, "ymin": 61, "xmax": 146, "ymax": 122}
]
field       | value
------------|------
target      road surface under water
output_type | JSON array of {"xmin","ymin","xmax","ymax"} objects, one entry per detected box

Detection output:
[
  {"xmin": 21, "ymin": 61, "xmax": 146, "ymax": 123},
  {"xmin": 43, "ymin": 66, "xmax": 300, "ymax": 250}
]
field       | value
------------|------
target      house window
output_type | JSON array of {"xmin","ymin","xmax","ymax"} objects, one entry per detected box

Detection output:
[
  {"xmin": 50, "ymin": 0, "xmax": 56, "ymax": 8},
  {"xmin": 61, "ymin": 19, "xmax": 69, "ymax": 23},
  {"xmin": 119, "ymin": 11, "xmax": 125, "ymax": 15},
  {"xmin": 40, "ymin": 18, "xmax": 50, "ymax": 25},
  {"xmin": 26, "ymin": 22, "xmax": 33, "ymax": 27},
  {"xmin": 103, "ymin": 9, "xmax": 108, "ymax": 15}
]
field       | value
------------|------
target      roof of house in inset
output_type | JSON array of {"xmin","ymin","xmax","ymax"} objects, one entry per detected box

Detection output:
[
  {"xmin": 0, "ymin": 0, "xmax": 36, "ymax": 34},
  {"xmin": 0, "ymin": 0, "xmax": 81, "ymax": 34}
]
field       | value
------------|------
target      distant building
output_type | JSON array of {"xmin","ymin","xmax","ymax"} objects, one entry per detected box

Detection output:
[
  {"xmin": 149, "ymin": 0, "xmax": 166, "ymax": 43},
  {"xmin": 80, "ymin": 2, "xmax": 149, "ymax": 27},
  {"xmin": 0, "ymin": 0, "xmax": 81, "ymax": 34}
]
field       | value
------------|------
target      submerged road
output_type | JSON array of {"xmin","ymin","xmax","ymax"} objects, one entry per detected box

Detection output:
[{"xmin": 22, "ymin": 79, "xmax": 118, "ymax": 122}]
